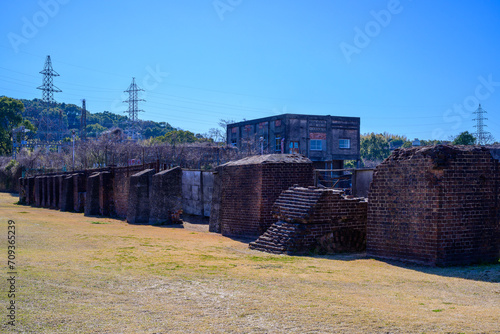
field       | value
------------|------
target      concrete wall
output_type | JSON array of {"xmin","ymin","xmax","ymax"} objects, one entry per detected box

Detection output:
[
  {"xmin": 181, "ymin": 170, "xmax": 213, "ymax": 217},
  {"xmin": 352, "ymin": 169, "xmax": 374, "ymax": 198}
]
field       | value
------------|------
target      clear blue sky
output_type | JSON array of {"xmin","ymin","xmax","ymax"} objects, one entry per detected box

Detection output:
[{"xmin": 1, "ymin": 0, "xmax": 500, "ymax": 141}]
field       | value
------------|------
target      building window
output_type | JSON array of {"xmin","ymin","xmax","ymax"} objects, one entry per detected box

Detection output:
[
  {"xmin": 339, "ymin": 139, "xmax": 350, "ymax": 149},
  {"xmin": 275, "ymin": 136, "xmax": 282, "ymax": 152},
  {"xmin": 310, "ymin": 139, "xmax": 322, "ymax": 151},
  {"xmin": 289, "ymin": 141, "xmax": 299, "ymax": 154},
  {"xmin": 231, "ymin": 138, "xmax": 237, "ymax": 147}
]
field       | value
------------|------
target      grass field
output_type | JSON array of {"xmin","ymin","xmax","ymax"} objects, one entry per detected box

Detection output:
[{"xmin": 0, "ymin": 192, "xmax": 499, "ymax": 333}]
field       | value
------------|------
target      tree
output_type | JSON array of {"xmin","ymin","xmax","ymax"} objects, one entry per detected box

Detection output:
[
  {"xmin": 218, "ymin": 119, "xmax": 235, "ymax": 143},
  {"xmin": 452, "ymin": 131, "xmax": 476, "ymax": 145},
  {"xmin": 360, "ymin": 133, "xmax": 391, "ymax": 164},
  {"xmin": 0, "ymin": 97, "xmax": 34, "ymax": 155},
  {"xmin": 154, "ymin": 129, "xmax": 201, "ymax": 144}
]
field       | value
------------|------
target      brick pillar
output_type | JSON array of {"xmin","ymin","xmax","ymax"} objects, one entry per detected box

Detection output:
[
  {"xmin": 26, "ymin": 177, "xmax": 35, "ymax": 205},
  {"xmin": 84, "ymin": 173, "xmax": 101, "ymax": 216},
  {"xmin": 209, "ymin": 167, "xmax": 222, "ymax": 233},
  {"xmin": 127, "ymin": 169, "xmax": 155, "ymax": 224},
  {"xmin": 73, "ymin": 173, "xmax": 86, "ymax": 212},
  {"xmin": 99, "ymin": 172, "xmax": 113, "ymax": 216},
  {"xmin": 46, "ymin": 176, "xmax": 53, "ymax": 208},
  {"xmin": 53, "ymin": 175, "xmax": 62, "ymax": 209},
  {"xmin": 41, "ymin": 176, "xmax": 49, "ymax": 207},
  {"xmin": 34, "ymin": 176, "xmax": 42, "ymax": 207},
  {"xmin": 149, "ymin": 167, "xmax": 182, "ymax": 225},
  {"xmin": 60, "ymin": 174, "xmax": 75, "ymax": 212}
]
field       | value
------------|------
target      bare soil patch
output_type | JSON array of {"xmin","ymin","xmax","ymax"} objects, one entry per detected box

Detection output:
[{"xmin": 0, "ymin": 192, "xmax": 499, "ymax": 333}]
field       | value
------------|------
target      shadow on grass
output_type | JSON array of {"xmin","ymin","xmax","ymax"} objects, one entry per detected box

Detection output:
[
  {"xmin": 385, "ymin": 259, "xmax": 500, "ymax": 283},
  {"xmin": 259, "ymin": 249, "xmax": 500, "ymax": 283},
  {"xmin": 336, "ymin": 254, "xmax": 500, "ymax": 283}
]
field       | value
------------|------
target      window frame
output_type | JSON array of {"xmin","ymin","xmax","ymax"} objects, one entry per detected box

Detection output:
[
  {"xmin": 310, "ymin": 139, "xmax": 323, "ymax": 151},
  {"xmin": 339, "ymin": 138, "xmax": 351, "ymax": 149}
]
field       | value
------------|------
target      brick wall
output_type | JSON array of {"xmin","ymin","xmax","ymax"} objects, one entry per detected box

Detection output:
[
  {"xmin": 367, "ymin": 145, "xmax": 500, "ymax": 266},
  {"xmin": 113, "ymin": 165, "xmax": 153, "ymax": 218},
  {"xmin": 149, "ymin": 167, "xmax": 182, "ymax": 225},
  {"xmin": 250, "ymin": 186, "xmax": 367, "ymax": 254},
  {"xmin": 127, "ymin": 169, "xmax": 155, "ymax": 224},
  {"xmin": 216, "ymin": 154, "xmax": 314, "ymax": 238}
]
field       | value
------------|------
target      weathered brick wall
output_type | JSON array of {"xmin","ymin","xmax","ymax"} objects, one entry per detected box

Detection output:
[
  {"xmin": 127, "ymin": 169, "xmax": 155, "ymax": 224},
  {"xmin": 99, "ymin": 172, "xmax": 113, "ymax": 216},
  {"xmin": 250, "ymin": 186, "xmax": 367, "ymax": 254},
  {"xmin": 73, "ymin": 173, "xmax": 86, "ymax": 212},
  {"xmin": 84, "ymin": 173, "xmax": 101, "ymax": 216},
  {"xmin": 149, "ymin": 167, "xmax": 182, "ymax": 225},
  {"xmin": 367, "ymin": 145, "xmax": 500, "ymax": 266},
  {"xmin": 112, "ymin": 165, "xmax": 152, "ymax": 218},
  {"xmin": 60, "ymin": 174, "xmax": 74, "ymax": 212},
  {"xmin": 216, "ymin": 154, "xmax": 314, "ymax": 238}
]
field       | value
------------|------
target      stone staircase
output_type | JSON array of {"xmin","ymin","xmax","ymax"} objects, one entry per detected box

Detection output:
[
  {"xmin": 250, "ymin": 186, "xmax": 327, "ymax": 254},
  {"xmin": 249, "ymin": 185, "xmax": 367, "ymax": 255},
  {"xmin": 249, "ymin": 221, "xmax": 303, "ymax": 254},
  {"xmin": 272, "ymin": 186, "xmax": 326, "ymax": 223}
]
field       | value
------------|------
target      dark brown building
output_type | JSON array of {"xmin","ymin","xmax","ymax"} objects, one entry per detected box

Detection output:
[{"xmin": 226, "ymin": 114, "xmax": 360, "ymax": 169}]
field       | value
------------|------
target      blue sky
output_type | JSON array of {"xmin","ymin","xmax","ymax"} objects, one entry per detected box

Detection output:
[{"xmin": 1, "ymin": 0, "xmax": 500, "ymax": 141}]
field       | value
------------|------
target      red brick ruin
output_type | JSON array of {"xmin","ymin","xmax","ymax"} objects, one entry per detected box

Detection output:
[
  {"xmin": 208, "ymin": 154, "xmax": 314, "ymax": 237},
  {"xmin": 249, "ymin": 186, "xmax": 367, "ymax": 254},
  {"xmin": 18, "ymin": 148, "xmax": 500, "ymax": 266},
  {"xmin": 368, "ymin": 145, "xmax": 500, "ymax": 266}
]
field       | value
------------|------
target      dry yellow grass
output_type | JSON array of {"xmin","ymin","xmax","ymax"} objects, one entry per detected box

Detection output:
[{"xmin": 0, "ymin": 192, "xmax": 499, "ymax": 333}]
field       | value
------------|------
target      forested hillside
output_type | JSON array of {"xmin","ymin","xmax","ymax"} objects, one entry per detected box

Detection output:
[{"xmin": 20, "ymin": 98, "xmax": 175, "ymax": 139}]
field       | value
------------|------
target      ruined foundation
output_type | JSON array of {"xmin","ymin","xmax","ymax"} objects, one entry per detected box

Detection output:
[
  {"xmin": 249, "ymin": 186, "xmax": 367, "ymax": 254},
  {"xmin": 210, "ymin": 154, "xmax": 315, "ymax": 238},
  {"xmin": 367, "ymin": 145, "xmax": 500, "ymax": 266}
]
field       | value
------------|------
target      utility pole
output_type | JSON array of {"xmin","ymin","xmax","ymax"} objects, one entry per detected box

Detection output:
[
  {"xmin": 123, "ymin": 77, "xmax": 145, "ymax": 140},
  {"xmin": 473, "ymin": 104, "xmax": 491, "ymax": 145},
  {"xmin": 37, "ymin": 55, "xmax": 62, "ymax": 143},
  {"xmin": 72, "ymin": 129, "xmax": 75, "ymax": 171},
  {"xmin": 80, "ymin": 99, "xmax": 87, "ymax": 141}
]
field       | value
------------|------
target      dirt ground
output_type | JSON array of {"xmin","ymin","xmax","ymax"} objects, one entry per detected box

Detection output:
[{"xmin": 0, "ymin": 192, "xmax": 499, "ymax": 333}]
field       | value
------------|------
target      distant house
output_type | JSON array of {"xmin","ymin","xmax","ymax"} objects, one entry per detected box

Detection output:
[
  {"xmin": 412, "ymin": 138, "xmax": 421, "ymax": 147},
  {"xmin": 226, "ymin": 114, "xmax": 360, "ymax": 169}
]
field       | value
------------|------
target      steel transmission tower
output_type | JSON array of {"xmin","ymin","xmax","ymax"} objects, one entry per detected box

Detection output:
[
  {"xmin": 37, "ymin": 55, "xmax": 62, "ymax": 142},
  {"xmin": 123, "ymin": 77, "xmax": 145, "ymax": 123},
  {"xmin": 473, "ymin": 104, "xmax": 491, "ymax": 145}
]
